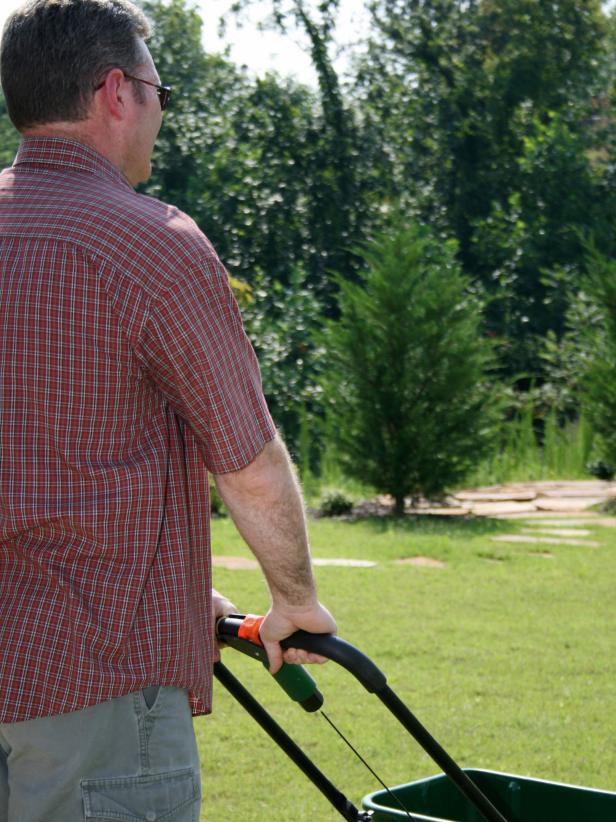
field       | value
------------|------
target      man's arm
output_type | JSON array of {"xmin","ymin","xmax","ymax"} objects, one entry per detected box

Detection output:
[{"xmin": 213, "ymin": 434, "xmax": 336, "ymax": 673}]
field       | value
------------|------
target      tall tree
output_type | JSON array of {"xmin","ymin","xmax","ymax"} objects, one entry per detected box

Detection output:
[
  {"xmin": 358, "ymin": 0, "xmax": 610, "ymax": 375},
  {"xmin": 141, "ymin": 0, "xmax": 371, "ymax": 304},
  {"xmin": 226, "ymin": 0, "xmax": 372, "ymax": 298}
]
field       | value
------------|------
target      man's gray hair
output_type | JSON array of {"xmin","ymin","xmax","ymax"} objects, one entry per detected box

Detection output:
[{"xmin": 1, "ymin": 0, "xmax": 151, "ymax": 130}]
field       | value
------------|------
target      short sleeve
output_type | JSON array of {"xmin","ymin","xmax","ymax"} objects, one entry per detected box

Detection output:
[{"xmin": 137, "ymin": 253, "xmax": 277, "ymax": 473}]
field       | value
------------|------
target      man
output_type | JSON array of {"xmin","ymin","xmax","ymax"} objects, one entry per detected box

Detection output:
[{"xmin": 0, "ymin": 1, "xmax": 335, "ymax": 820}]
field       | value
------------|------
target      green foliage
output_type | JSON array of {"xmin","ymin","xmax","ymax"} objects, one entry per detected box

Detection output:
[
  {"xmin": 226, "ymin": 0, "xmax": 371, "ymax": 299},
  {"xmin": 2, "ymin": 0, "xmax": 612, "ymax": 427},
  {"xmin": 469, "ymin": 407, "xmax": 593, "ymax": 485},
  {"xmin": 323, "ymin": 221, "xmax": 499, "ymax": 513},
  {"xmin": 358, "ymin": 0, "xmax": 611, "ymax": 377},
  {"xmin": 0, "ymin": 92, "xmax": 20, "ymax": 168},
  {"xmin": 243, "ymin": 268, "xmax": 326, "ymax": 460},
  {"xmin": 208, "ymin": 477, "xmax": 227, "ymax": 516},
  {"xmin": 578, "ymin": 243, "xmax": 616, "ymax": 467},
  {"xmin": 141, "ymin": 0, "xmax": 368, "ymax": 305},
  {"xmin": 535, "ymin": 287, "xmax": 603, "ymax": 418}
]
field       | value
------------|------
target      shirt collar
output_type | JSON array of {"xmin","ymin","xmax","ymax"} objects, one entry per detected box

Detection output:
[{"xmin": 13, "ymin": 136, "xmax": 133, "ymax": 190}]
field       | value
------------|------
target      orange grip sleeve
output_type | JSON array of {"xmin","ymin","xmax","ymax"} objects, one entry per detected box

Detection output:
[{"xmin": 238, "ymin": 614, "xmax": 264, "ymax": 646}]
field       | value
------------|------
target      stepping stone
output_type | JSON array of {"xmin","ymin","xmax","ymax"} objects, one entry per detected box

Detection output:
[
  {"xmin": 454, "ymin": 490, "xmax": 537, "ymax": 502},
  {"xmin": 491, "ymin": 535, "xmax": 600, "ymax": 547},
  {"xmin": 534, "ymin": 497, "xmax": 604, "ymax": 512},
  {"xmin": 312, "ymin": 558, "xmax": 377, "ymax": 568},
  {"xmin": 394, "ymin": 556, "xmax": 446, "ymax": 568},
  {"xmin": 530, "ymin": 480, "xmax": 613, "ymax": 492},
  {"xmin": 212, "ymin": 556, "xmax": 259, "ymax": 570},
  {"xmin": 521, "ymin": 528, "xmax": 592, "ymax": 537},
  {"xmin": 410, "ymin": 507, "xmax": 470, "ymax": 516},
  {"xmin": 539, "ymin": 486, "xmax": 613, "ymax": 498},
  {"xmin": 471, "ymin": 501, "xmax": 538, "ymax": 516},
  {"xmin": 494, "ymin": 511, "xmax": 598, "ymax": 520}
]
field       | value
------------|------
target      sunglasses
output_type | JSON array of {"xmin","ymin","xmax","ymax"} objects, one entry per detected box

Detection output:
[
  {"xmin": 94, "ymin": 72, "xmax": 172, "ymax": 111},
  {"xmin": 123, "ymin": 73, "xmax": 172, "ymax": 111}
]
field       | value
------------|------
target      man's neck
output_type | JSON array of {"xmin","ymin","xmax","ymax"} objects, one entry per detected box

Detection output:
[{"xmin": 22, "ymin": 121, "xmax": 123, "ymax": 173}]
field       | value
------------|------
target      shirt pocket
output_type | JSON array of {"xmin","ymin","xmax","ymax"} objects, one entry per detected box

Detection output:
[{"xmin": 81, "ymin": 767, "xmax": 199, "ymax": 822}]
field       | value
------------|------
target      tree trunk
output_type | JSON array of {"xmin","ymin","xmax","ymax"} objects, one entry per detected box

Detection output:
[{"xmin": 393, "ymin": 494, "xmax": 406, "ymax": 517}]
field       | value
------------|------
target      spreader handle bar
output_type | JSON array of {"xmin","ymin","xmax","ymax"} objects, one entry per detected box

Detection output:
[
  {"xmin": 217, "ymin": 615, "xmax": 386, "ymax": 692},
  {"xmin": 217, "ymin": 616, "xmax": 510, "ymax": 822},
  {"xmin": 214, "ymin": 661, "xmax": 372, "ymax": 822},
  {"xmin": 376, "ymin": 685, "xmax": 509, "ymax": 822}
]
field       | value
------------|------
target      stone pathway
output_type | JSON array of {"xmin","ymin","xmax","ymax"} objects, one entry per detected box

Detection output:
[
  {"xmin": 406, "ymin": 480, "xmax": 616, "ymax": 551},
  {"xmin": 415, "ymin": 480, "xmax": 616, "ymax": 518},
  {"xmin": 213, "ymin": 481, "xmax": 616, "ymax": 570}
]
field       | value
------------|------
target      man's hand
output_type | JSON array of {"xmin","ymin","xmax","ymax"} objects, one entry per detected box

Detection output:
[
  {"xmin": 212, "ymin": 587, "xmax": 237, "ymax": 662},
  {"xmin": 259, "ymin": 600, "xmax": 337, "ymax": 674}
]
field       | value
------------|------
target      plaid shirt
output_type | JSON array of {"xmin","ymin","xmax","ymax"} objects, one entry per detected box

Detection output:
[{"xmin": 0, "ymin": 137, "xmax": 276, "ymax": 723}]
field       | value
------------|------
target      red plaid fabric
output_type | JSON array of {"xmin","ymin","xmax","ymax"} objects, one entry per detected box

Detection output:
[{"xmin": 0, "ymin": 137, "xmax": 276, "ymax": 723}]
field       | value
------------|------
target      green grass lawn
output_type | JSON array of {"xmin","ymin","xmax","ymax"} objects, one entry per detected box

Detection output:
[{"xmin": 197, "ymin": 513, "xmax": 616, "ymax": 820}]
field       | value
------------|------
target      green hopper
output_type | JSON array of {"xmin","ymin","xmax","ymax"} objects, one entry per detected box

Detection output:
[{"xmin": 363, "ymin": 769, "xmax": 616, "ymax": 821}]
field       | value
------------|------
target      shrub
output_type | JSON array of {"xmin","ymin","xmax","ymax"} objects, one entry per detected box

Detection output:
[
  {"xmin": 586, "ymin": 459, "xmax": 615, "ymax": 481},
  {"xmin": 319, "ymin": 492, "xmax": 354, "ymax": 517},
  {"xmin": 209, "ymin": 478, "xmax": 226, "ymax": 516},
  {"xmin": 323, "ymin": 221, "xmax": 499, "ymax": 515}
]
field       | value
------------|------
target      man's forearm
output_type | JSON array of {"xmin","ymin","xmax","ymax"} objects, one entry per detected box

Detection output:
[{"xmin": 213, "ymin": 435, "xmax": 317, "ymax": 607}]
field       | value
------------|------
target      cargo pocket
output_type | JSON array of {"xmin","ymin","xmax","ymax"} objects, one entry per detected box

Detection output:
[{"xmin": 81, "ymin": 767, "xmax": 199, "ymax": 822}]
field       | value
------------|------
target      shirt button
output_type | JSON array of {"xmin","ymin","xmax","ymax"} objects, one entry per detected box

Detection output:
[{"xmin": 146, "ymin": 813, "xmax": 156, "ymax": 822}]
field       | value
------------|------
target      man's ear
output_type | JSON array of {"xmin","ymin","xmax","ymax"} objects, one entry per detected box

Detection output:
[{"xmin": 96, "ymin": 68, "xmax": 127, "ymax": 121}]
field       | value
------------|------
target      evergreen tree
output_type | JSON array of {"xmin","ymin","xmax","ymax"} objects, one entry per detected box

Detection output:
[{"xmin": 323, "ymin": 221, "xmax": 498, "ymax": 513}]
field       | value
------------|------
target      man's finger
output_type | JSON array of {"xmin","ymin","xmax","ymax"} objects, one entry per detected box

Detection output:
[
  {"xmin": 282, "ymin": 648, "xmax": 328, "ymax": 665},
  {"xmin": 263, "ymin": 641, "xmax": 283, "ymax": 674}
]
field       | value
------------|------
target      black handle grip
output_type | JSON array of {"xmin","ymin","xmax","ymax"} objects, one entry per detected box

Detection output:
[
  {"xmin": 216, "ymin": 616, "xmax": 387, "ymax": 693},
  {"xmin": 278, "ymin": 631, "xmax": 387, "ymax": 693}
]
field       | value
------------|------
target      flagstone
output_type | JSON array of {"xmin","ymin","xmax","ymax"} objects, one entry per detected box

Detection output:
[
  {"xmin": 454, "ymin": 490, "xmax": 537, "ymax": 502},
  {"xmin": 471, "ymin": 501, "xmax": 539, "ymax": 516},
  {"xmin": 212, "ymin": 556, "xmax": 259, "ymax": 570},
  {"xmin": 394, "ymin": 556, "xmax": 446, "ymax": 568},
  {"xmin": 515, "ymin": 517, "xmax": 598, "ymax": 525},
  {"xmin": 312, "ymin": 558, "xmax": 377, "ymax": 568},
  {"xmin": 494, "ymin": 511, "xmax": 598, "ymax": 521},
  {"xmin": 528, "ymin": 480, "xmax": 613, "ymax": 492},
  {"xmin": 491, "ymin": 534, "xmax": 600, "ymax": 547},
  {"xmin": 521, "ymin": 528, "xmax": 592, "ymax": 537},
  {"xmin": 534, "ymin": 497, "xmax": 604, "ymax": 511},
  {"xmin": 410, "ymin": 507, "xmax": 471, "ymax": 516},
  {"xmin": 539, "ymin": 486, "xmax": 614, "ymax": 498}
]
